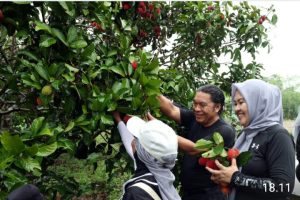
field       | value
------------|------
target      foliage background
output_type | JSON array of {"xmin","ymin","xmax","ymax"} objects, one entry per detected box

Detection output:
[{"xmin": 0, "ymin": 1, "xmax": 277, "ymax": 199}]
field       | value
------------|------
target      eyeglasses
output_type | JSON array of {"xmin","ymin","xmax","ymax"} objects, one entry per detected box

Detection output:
[{"xmin": 192, "ymin": 102, "xmax": 212, "ymax": 110}]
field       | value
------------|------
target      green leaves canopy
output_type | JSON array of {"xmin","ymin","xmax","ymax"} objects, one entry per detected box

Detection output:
[{"xmin": 0, "ymin": 1, "xmax": 275, "ymax": 198}]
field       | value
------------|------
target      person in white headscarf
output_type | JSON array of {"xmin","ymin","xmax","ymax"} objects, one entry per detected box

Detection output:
[
  {"xmin": 206, "ymin": 79, "xmax": 295, "ymax": 200},
  {"xmin": 113, "ymin": 111, "xmax": 181, "ymax": 200}
]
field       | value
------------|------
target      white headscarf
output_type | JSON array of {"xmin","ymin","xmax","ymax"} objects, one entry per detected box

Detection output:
[
  {"xmin": 134, "ymin": 140, "xmax": 181, "ymax": 200},
  {"xmin": 229, "ymin": 79, "xmax": 283, "ymax": 200}
]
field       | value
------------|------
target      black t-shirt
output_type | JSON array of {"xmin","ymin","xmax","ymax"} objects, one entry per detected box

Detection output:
[
  {"xmin": 122, "ymin": 152, "xmax": 162, "ymax": 200},
  {"xmin": 297, "ymin": 131, "xmax": 300, "ymax": 182},
  {"xmin": 122, "ymin": 174, "xmax": 161, "ymax": 200},
  {"xmin": 232, "ymin": 125, "xmax": 295, "ymax": 200},
  {"xmin": 296, "ymin": 130, "xmax": 300, "ymax": 162},
  {"xmin": 180, "ymin": 108, "xmax": 236, "ymax": 194}
]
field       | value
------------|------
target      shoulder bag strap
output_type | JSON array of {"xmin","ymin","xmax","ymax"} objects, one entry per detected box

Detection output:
[{"xmin": 129, "ymin": 182, "xmax": 161, "ymax": 200}]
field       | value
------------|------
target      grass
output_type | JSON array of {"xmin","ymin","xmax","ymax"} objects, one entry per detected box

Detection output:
[{"xmin": 48, "ymin": 153, "xmax": 132, "ymax": 200}]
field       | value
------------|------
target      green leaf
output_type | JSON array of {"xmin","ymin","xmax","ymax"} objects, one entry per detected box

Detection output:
[
  {"xmin": 17, "ymin": 50, "xmax": 38, "ymax": 61},
  {"xmin": 262, "ymin": 41, "xmax": 269, "ymax": 48},
  {"xmin": 34, "ymin": 21, "xmax": 52, "ymax": 34},
  {"xmin": 39, "ymin": 36, "xmax": 57, "ymax": 47},
  {"xmin": 82, "ymin": 74, "xmax": 89, "ymax": 84},
  {"xmin": 64, "ymin": 121, "xmax": 75, "ymax": 132},
  {"xmin": 140, "ymin": 52, "xmax": 147, "ymax": 66},
  {"xmin": 37, "ymin": 127, "xmax": 53, "ymax": 136},
  {"xmin": 22, "ymin": 79, "xmax": 41, "ymax": 90},
  {"xmin": 220, "ymin": 149, "xmax": 228, "ymax": 157},
  {"xmin": 219, "ymin": 157, "xmax": 230, "ymax": 167},
  {"xmin": 0, "ymin": 26, "xmax": 8, "ymax": 42},
  {"xmin": 101, "ymin": 114, "xmax": 114, "ymax": 125},
  {"xmin": 112, "ymin": 81, "xmax": 122, "ymax": 94},
  {"xmin": 120, "ymin": 35, "xmax": 130, "ymax": 49},
  {"xmin": 245, "ymin": 23, "xmax": 255, "ymax": 34},
  {"xmin": 59, "ymin": 1, "xmax": 75, "ymax": 17},
  {"xmin": 34, "ymin": 62, "xmax": 50, "ymax": 81},
  {"xmin": 108, "ymin": 50, "xmax": 117, "ymax": 57},
  {"xmin": 120, "ymin": 19, "xmax": 128, "ymax": 29},
  {"xmin": 105, "ymin": 58, "xmax": 114, "ymax": 66},
  {"xmin": 81, "ymin": 43, "xmax": 95, "ymax": 59},
  {"xmin": 62, "ymin": 73, "xmax": 75, "ymax": 82},
  {"xmin": 30, "ymin": 117, "xmax": 45, "ymax": 135},
  {"xmin": 202, "ymin": 149, "xmax": 218, "ymax": 158},
  {"xmin": 51, "ymin": 28, "xmax": 68, "ymax": 46},
  {"xmin": 233, "ymin": 48, "xmax": 241, "ymax": 62},
  {"xmin": 25, "ymin": 145, "xmax": 38, "ymax": 156},
  {"xmin": 212, "ymin": 132, "xmax": 224, "ymax": 145},
  {"xmin": 19, "ymin": 157, "xmax": 41, "ymax": 172},
  {"xmin": 110, "ymin": 65, "xmax": 125, "ymax": 77},
  {"xmin": 194, "ymin": 139, "xmax": 213, "ymax": 151},
  {"xmin": 57, "ymin": 138, "xmax": 75, "ymax": 152},
  {"xmin": 104, "ymin": 2, "xmax": 111, "ymax": 7},
  {"xmin": 67, "ymin": 26, "xmax": 78, "ymax": 44},
  {"xmin": 51, "ymin": 80, "xmax": 63, "ymax": 90},
  {"xmin": 65, "ymin": 63, "xmax": 79, "ymax": 73},
  {"xmin": 271, "ymin": 14, "xmax": 277, "ymax": 25},
  {"xmin": 0, "ymin": 156, "xmax": 14, "ymax": 170},
  {"xmin": 107, "ymin": 102, "xmax": 117, "ymax": 111},
  {"xmin": 145, "ymin": 79, "xmax": 161, "ymax": 90},
  {"xmin": 70, "ymin": 39, "xmax": 88, "ymax": 49},
  {"xmin": 144, "ymin": 58, "xmax": 159, "ymax": 72},
  {"xmin": 36, "ymin": 142, "xmax": 58, "ymax": 157},
  {"xmin": 212, "ymin": 145, "xmax": 223, "ymax": 155},
  {"xmin": 1, "ymin": 132, "xmax": 25, "ymax": 155},
  {"xmin": 236, "ymin": 151, "xmax": 252, "ymax": 167}
]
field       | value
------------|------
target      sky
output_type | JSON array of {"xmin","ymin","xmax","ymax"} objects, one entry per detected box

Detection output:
[{"xmin": 248, "ymin": 1, "xmax": 300, "ymax": 78}]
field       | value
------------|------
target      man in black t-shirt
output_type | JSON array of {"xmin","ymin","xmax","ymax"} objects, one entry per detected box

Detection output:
[{"xmin": 158, "ymin": 85, "xmax": 236, "ymax": 200}]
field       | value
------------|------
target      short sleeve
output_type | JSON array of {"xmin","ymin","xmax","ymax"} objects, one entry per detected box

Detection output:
[
  {"xmin": 180, "ymin": 108, "xmax": 195, "ymax": 129},
  {"xmin": 220, "ymin": 125, "xmax": 236, "ymax": 148}
]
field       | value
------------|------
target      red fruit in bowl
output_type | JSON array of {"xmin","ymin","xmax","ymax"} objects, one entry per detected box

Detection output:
[
  {"xmin": 227, "ymin": 148, "xmax": 240, "ymax": 160},
  {"xmin": 206, "ymin": 159, "xmax": 219, "ymax": 169},
  {"xmin": 198, "ymin": 157, "xmax": 209, "ymax": 166},
  {"xmin": 131, "ymin": 61, "xmax": 138, "ymax": 70}
]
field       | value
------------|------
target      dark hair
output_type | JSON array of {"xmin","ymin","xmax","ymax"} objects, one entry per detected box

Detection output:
[{"xmin": 197, "ymin": 84, "xmax": 225, "ymax": 114}]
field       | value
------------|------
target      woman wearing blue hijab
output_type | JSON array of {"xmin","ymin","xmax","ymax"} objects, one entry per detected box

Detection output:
[{"xmin": 206, "ymin": 79, "xmax": 295, "ymax": 200}]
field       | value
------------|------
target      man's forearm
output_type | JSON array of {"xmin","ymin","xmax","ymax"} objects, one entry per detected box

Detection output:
[
  {"xmin": 157, "ymin": 95, "xmax": 173, "ymax": 115},
  {"xmin": 178, "ymin": 136, "xmax": 200, "ymax": 155},
  {"xmin": 157, "ymin": 95, "xmax": 181, "ymax": 123}
]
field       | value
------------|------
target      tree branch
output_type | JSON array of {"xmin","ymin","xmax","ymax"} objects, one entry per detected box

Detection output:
[{"xmin": 0, "ymin": 107, "xmax": 31, "ymax": 115}]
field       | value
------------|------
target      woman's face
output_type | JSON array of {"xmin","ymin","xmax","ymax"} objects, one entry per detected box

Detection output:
[{"xmin": 233, "ymin": 90, "xmax": 250, "ymax": 127}]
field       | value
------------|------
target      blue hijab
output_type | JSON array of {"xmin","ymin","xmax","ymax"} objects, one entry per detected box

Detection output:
[
  {"xmin": 231, "ymin": 79, "xmax": 283, "ymax": 152},
  {"xmin": 229, "ymin": 79, "xmax": 283, "ymax": 200}
]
